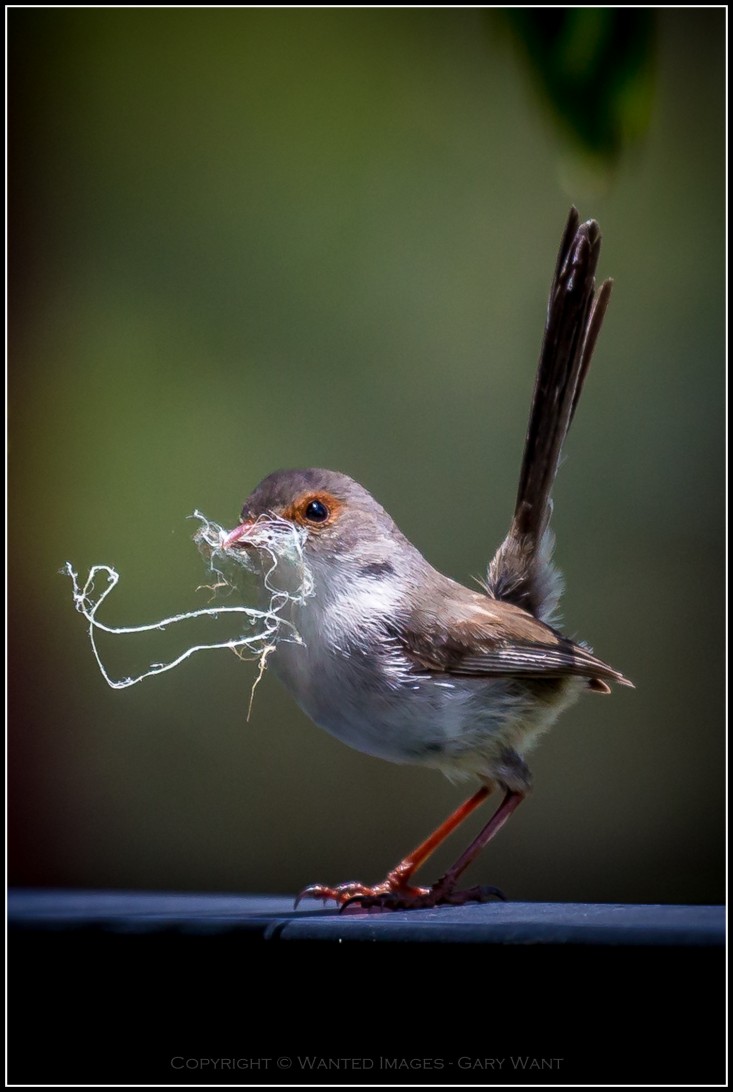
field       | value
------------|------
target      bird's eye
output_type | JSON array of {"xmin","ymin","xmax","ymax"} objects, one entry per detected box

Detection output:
[{"xmin": 304, "ymin": 499, "xmax": 330, "ymax": 523}]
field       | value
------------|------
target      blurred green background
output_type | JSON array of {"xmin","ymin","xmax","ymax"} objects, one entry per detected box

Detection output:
[{"xmin": 9, "ymin": 9, "xmax": 723, "ymax": 904}]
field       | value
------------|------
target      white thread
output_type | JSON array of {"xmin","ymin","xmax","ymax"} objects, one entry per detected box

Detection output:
[{"xmin": 63, "ymin": 511, "xmax": 314, "ymax": 700}]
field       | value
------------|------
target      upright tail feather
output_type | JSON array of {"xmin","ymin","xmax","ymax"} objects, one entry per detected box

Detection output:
[{"xmin": 486, "ymin": 209, "xmax": 613, "ymax": 621}]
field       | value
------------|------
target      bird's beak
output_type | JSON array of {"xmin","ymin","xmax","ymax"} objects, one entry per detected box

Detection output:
[{"xmin": 221, "ymin": 519, "xmax": 257, "ymax": 551}]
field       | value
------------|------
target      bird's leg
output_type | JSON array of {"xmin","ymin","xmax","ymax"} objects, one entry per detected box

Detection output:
[
  {"xmin": 345, "ymin": 789, "xmax": 525, "ymax": 910},
  {"xmin": 384, "ymin": 783, "xmax": 493, "ymax": 889},
  {"xmin": 295, "ymin": 785, "xmax": 492, "ymax": 908},
  {"xmin": 426, "ymin": 789, "xmax": 525, "ymax": 905}
]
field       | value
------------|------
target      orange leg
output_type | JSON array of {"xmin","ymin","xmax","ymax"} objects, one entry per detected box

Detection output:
[
  {"xmin": 295, "ymin": 785, "xmax": 492, "ymax": 908},
  {"xmin": 348, "ymin": 789, "xmax": 525, "ymax": 911},
  {"xmin": 429, "ymin": 789, "xmax": 525, "ymax": 902}
]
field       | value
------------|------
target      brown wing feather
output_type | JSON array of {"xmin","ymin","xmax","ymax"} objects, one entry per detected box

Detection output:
[{"xmin": 393, "ymin": 586, "xmax": 632, "ymax": 688}]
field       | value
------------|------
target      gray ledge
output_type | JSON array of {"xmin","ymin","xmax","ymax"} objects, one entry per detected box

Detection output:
[{"xmin": 8, "ymin": 889, "xmax": 723, "ymax": 946}]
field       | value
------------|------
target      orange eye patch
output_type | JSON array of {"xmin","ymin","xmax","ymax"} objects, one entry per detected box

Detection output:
[{"xmin": 283, "ymin": 492, "xmax": 343, "ymax": 528}]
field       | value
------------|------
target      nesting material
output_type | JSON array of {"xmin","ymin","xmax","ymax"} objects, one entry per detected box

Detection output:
[{"xmin": 63, "ymin": 511, "xmax": 313, "ymax": 697}]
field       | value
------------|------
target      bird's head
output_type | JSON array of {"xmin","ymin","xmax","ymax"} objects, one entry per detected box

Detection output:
[{"xmin": 222, "ymin": 468, "xmax": 411, "ymax": 593}]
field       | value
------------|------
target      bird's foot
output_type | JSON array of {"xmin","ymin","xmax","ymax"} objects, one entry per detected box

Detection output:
[
  {"xmin": 295, "ymin": 874, "xmax": 505, "ymax": 912},
  {"xmin": 343, "ymin": 881, "xmax": 506, "ymax": 911},
  {"xmin": 294, "ymin": 867, "xmax": 429, "ymax": 910}
]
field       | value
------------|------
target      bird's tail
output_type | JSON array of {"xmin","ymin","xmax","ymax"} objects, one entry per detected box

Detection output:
[{"xmin": 486, "ymin": 209, "xmax": 612, "ymax": 622}]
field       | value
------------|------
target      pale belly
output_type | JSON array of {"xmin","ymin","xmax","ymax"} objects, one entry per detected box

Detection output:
[{"xmin": 269, "ymin": 631, "xmax": 583, "ymax": 786}]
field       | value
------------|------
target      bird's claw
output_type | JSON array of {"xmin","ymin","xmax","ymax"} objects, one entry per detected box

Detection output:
[
  {"xmin": 345, "ymin": 882, "xmax": 506, "ymax": 911},
  {"xmin": 294, "ymin": 881, "xmax": 382, "ymax": 908},
  {"xmin": 295, "ymin": 879, "xmax": 505, "ymax": 912}
]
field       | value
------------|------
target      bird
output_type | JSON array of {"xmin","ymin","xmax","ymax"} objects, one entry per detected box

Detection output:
[{"xmin": 221, "ymin": 208, "xmax": 632, "ymax": 910}]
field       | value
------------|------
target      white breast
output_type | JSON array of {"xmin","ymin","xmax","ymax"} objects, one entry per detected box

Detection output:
[{"xmin": 268, "ymin": 564, "xmax": 584, "ymax": 783}]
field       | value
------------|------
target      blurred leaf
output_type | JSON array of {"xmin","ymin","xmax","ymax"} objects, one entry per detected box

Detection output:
[{"xmin": 501, "ymin": 9, "xmax": 655, "ymax": 162}]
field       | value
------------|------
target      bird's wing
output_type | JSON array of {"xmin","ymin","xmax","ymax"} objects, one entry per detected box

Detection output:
[{"xmin": 392, "ymin": 591, "xmax": 632, "ymax": 688}]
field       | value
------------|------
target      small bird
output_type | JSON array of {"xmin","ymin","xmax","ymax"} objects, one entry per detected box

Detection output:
[{"xmin": 222, "ymin": 209, "xmax": 632, "ymax": 909}]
